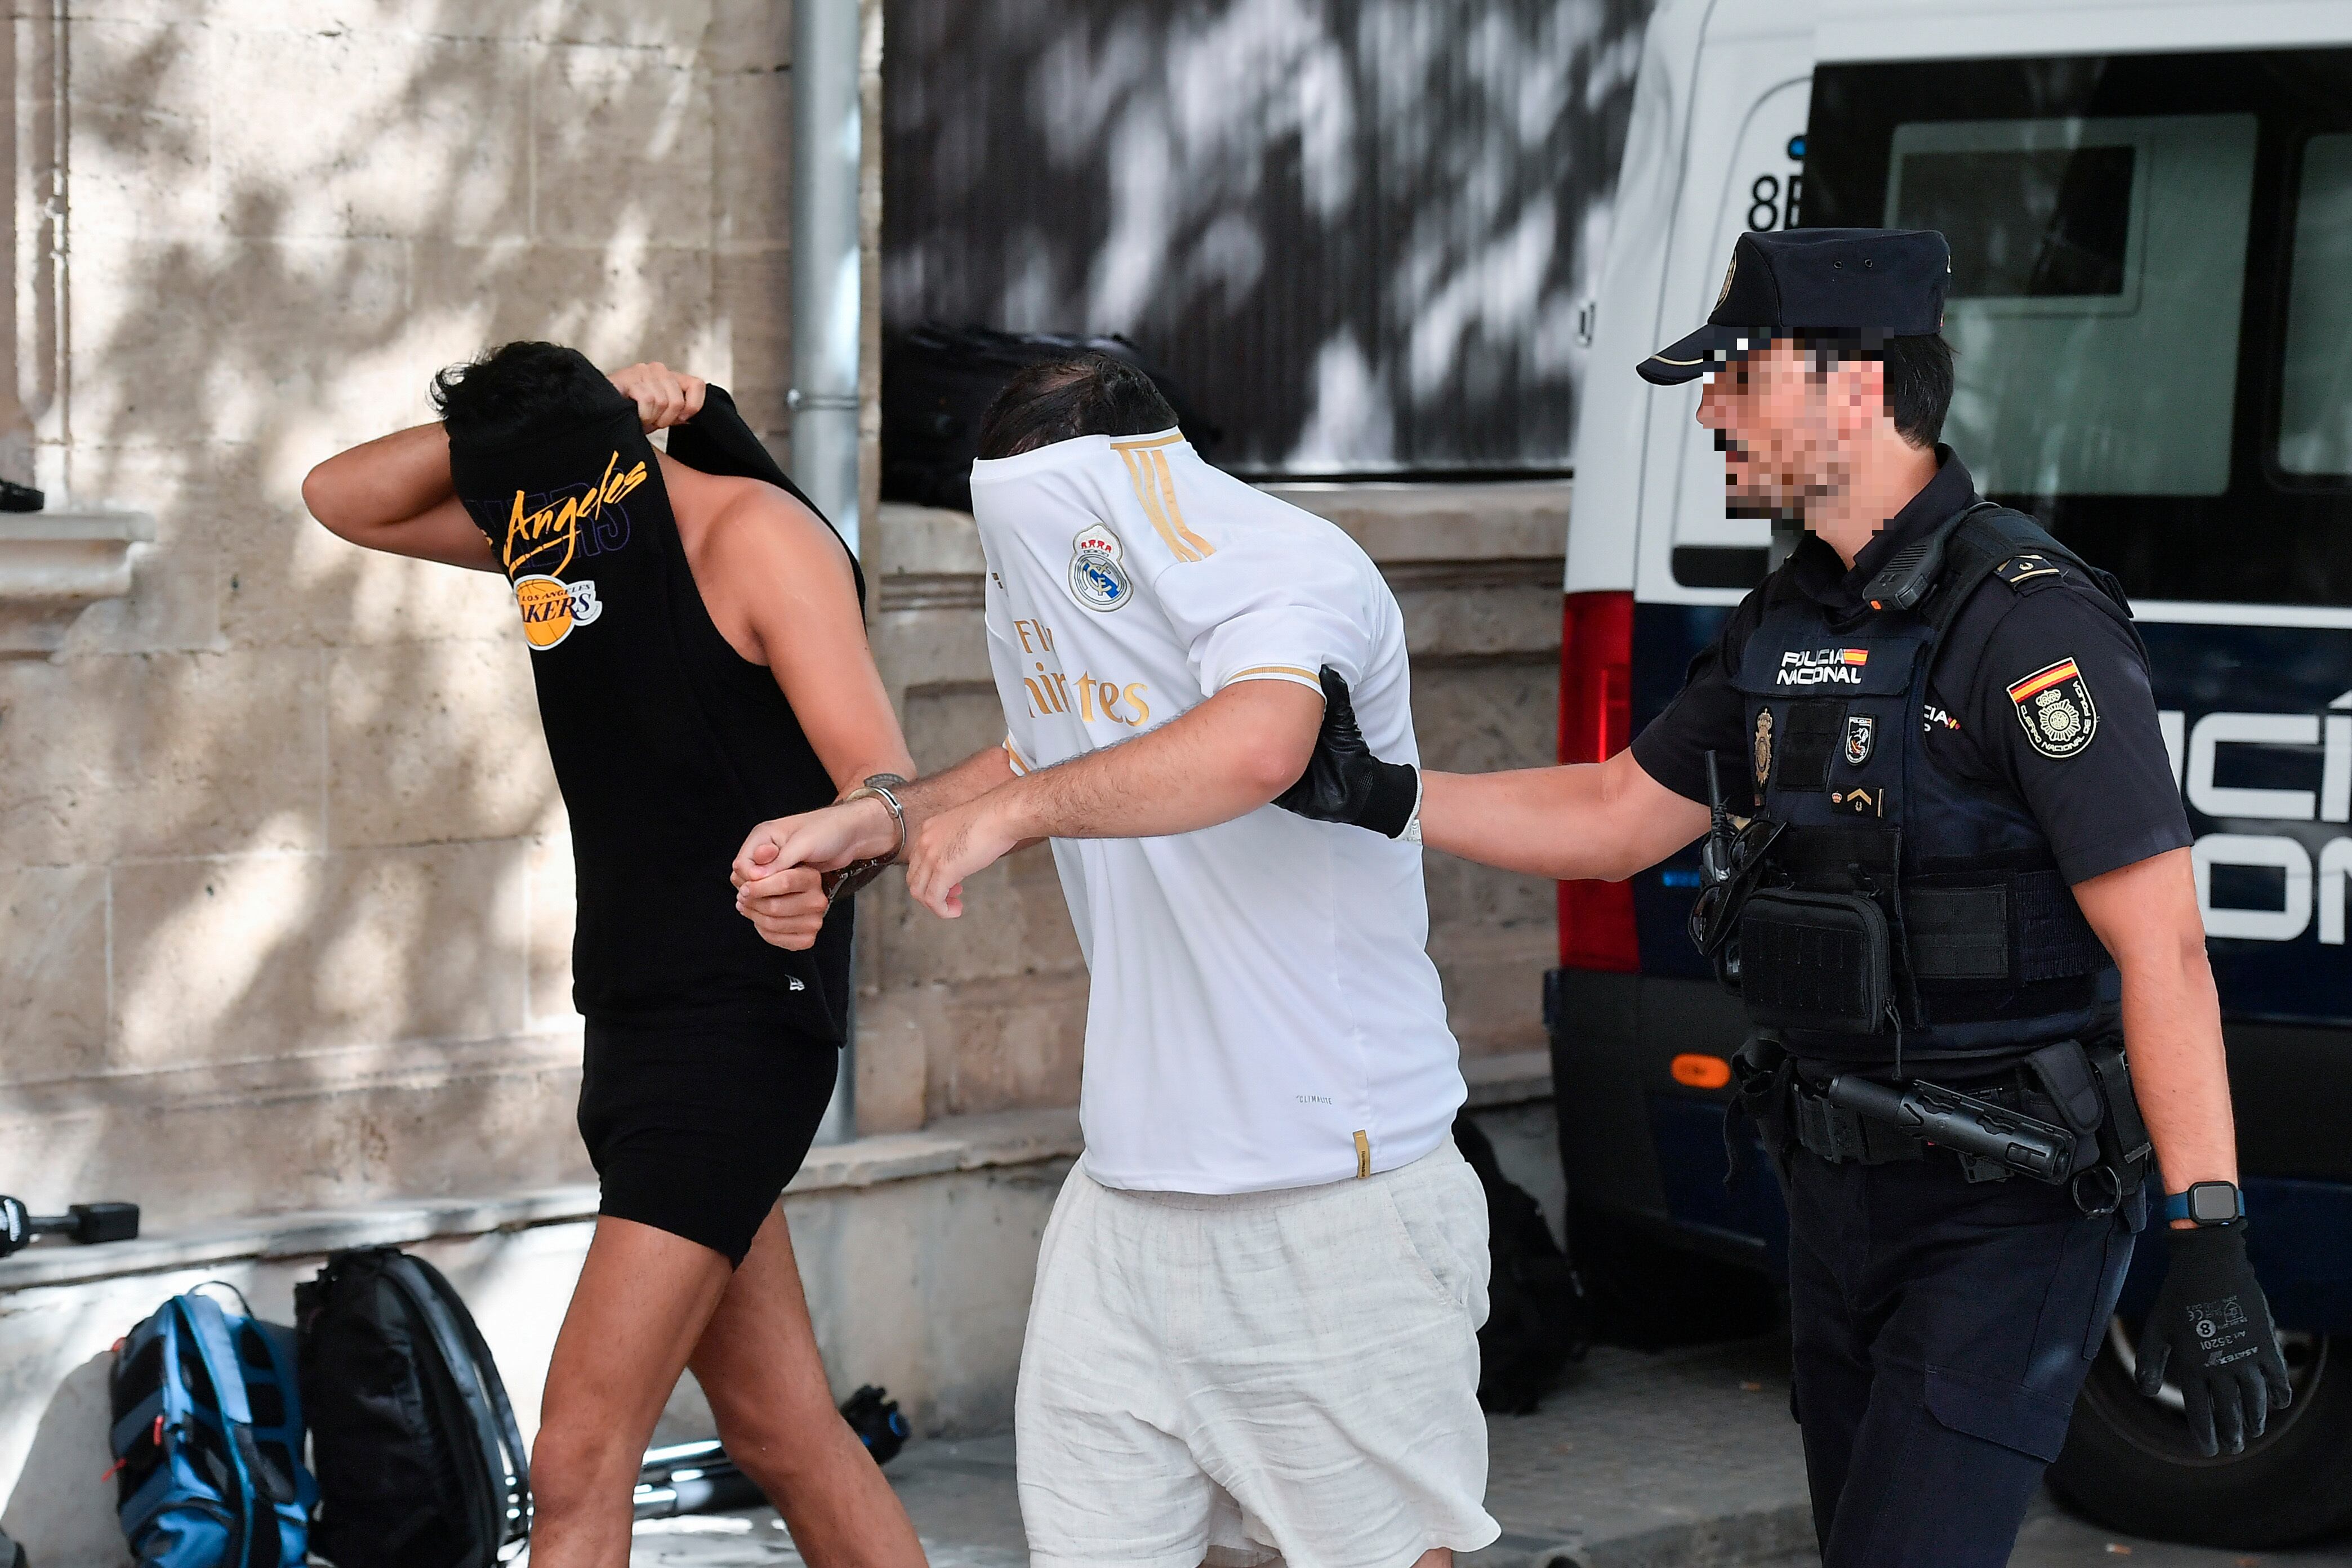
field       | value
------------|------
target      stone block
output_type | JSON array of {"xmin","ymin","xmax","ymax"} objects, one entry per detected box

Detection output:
[
  {"xmin": 866, "ymin": 838, "xmax": 1082, "ymax": 992},
  {"xmin": 326, "ymin": 638, "xmax": 558, "ymax": 848},
  {"xmin": 0, "ymin": 866, "xmax": 108, "ymax": 1086},
  {"xmin": 208, "ymin": 28, "xmax": 534, "ymax": 242},
  {"xmin": 55, "ymin": 540, "xmax": 222, "ymax": 658},
  {"xmin": 707, "ymin": 0, "xmax": 794, "ymax": 74},
  {"xmin": 407, "ymin": 240, "xmax": 722, "ymax": 375},
  {"xmin": 225, "ymin": 515, "xmax": 517, "ymax": 652},
  {"xmin": 531, "ymin": 42, "xmax": 713, "ymax": 250},
  {"xmin": 65, "ymin": 18, "xmax": 214, "ymax": 244},
  {"xmin": 0, "ymin": 647, "xmax": 326, "ymax": 866},
  {"xmin": 66, "ymin": 237, "xmax": 411, "ymax": 450},
  {"xmin": 108, "ymin": 839, "xmax": 528, "ymax": 1071},
  {"xmin": 711, "ymin": 52, "xmax": 792, "ymax": 248},
  {"xmin": 4, "ymin": 1045, "xmax": 589, "ymax": 1230},
  {"xmin": 1410, "ymin": 654, "xmax": 1557, "ymax": 773},
  {"xmin": 713, "ymin": 245, "xmax": 793, "ymax": 434},
  {"xmin": 526, "ymin": 831, "xmax": 581, "ymax": 1028},
  {"xmin": 852, "ymin": 992, "xmax": 926, "ymax": 1135}
]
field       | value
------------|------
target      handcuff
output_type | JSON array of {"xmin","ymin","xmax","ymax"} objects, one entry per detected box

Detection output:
[{"xmin": 822, "ymin": 773, "xmax": 910, "ymax": 909}]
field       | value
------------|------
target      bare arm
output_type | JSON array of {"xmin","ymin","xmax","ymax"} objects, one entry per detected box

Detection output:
[
  {"xmin": 300, "ymin": 361, "xmax": 709, "ymax": 573},
  {"xmin": 902, "ymin": 680, "xmax": 1322, "ymax": 917},
  {"xmin": 1419, "ymin": 747, "xmax": 1712, "ymax": 881},
  {"xmin": 2072, "ymin": 847, "xmax": 2239, "ymax": 1221},
  {"xmin": 705, "ymin": 485, "xmax": 914, "ymax": 793},
  {"xmin": 301, "ymin": 424, "xmax": 499, "ymax": 571}
]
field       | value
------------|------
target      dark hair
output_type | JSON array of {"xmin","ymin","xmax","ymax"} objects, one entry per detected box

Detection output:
[
  {"xmin": 1795, "ymin": 331, "xmax": 1956, "ymax": 449},
  {"xmin": 975, "ymin": 353, "xmax": 1179, "ymax": 460},
  {"xmin": 432, "ymin": 341, "xmax": 623, "ymax": 448}
]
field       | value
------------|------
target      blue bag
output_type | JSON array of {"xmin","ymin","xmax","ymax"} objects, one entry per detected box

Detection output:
[{"xmin": 109, "ymin": 1286, "xmax": 316, "ymax": 1567}]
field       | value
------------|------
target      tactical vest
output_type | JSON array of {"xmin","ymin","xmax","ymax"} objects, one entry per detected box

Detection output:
[{"xmin": 1722, "ymin": 503, "xmax": 2133, "ymax": 1068}]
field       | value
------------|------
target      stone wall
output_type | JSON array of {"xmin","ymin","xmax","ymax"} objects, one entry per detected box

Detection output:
[
  {"xmin": 0, "ymin": 2, "xmax": 823, "ymax": 1229},
  {"xmin": 0, "ymin": 1, "xmax": 1565, "ymax": 1232},
  {"xmin": 854, "ymin": 483, "xmax": 1567, "ymax": 1133}
]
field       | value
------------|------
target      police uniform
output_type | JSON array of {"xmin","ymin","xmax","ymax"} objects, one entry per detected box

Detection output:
[
  {"xmin": 1626, "ymin": 230, "xmax": 2193, "ymax": 1566},
  {"xmin": 1280, "ymin": 228, "xmax": 2290, "ymax": 1563},
  {"xmin": 1630, "ymin": 445, "xmax": 2186, "ymax": 1563}
]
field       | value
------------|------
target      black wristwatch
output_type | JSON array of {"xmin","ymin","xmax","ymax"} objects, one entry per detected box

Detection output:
[{"xmin": 2162, "ymin": 1180, "xmax": 2246, "ymax": 1227}]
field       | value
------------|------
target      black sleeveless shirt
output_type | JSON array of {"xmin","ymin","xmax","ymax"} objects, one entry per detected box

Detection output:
[{"xmin": 453, "ymin": 384, "xmax": 861, "ymax": 1040}]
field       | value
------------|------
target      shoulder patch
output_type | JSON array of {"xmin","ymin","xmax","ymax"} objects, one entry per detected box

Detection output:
[
  {"xmin": 1994, "ymin": 553, "xmax": 2067, "ymax": 594},
  {"xmin": 2007, "ymin": 657, "xmax": 2098, "ymax": 758}
]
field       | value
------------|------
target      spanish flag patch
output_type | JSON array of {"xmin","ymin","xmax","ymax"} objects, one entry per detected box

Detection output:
[{"xmin": 2007, "ymin": 658, "xmax": 2097, "ymax": 759}]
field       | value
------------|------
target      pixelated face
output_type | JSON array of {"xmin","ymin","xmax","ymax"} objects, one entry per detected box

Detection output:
[{"xmin": 1696, "ymin": 338, "xmax": 1874, "ymax": 522}]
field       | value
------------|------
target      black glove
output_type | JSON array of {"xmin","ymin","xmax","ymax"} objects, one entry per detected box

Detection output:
[
  {"xmin": 2134, "ymin": 1220, "xmax": 2293, "ymax": 1455},
  {"xmin": 1274, "ymin": 666, "xmax": 1419, "ymax": 838}
]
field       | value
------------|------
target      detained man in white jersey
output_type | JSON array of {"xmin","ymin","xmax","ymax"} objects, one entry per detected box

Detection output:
[{"xmin": 729, "ymin": 354, "xmax": 1495, "ymax": 1568}]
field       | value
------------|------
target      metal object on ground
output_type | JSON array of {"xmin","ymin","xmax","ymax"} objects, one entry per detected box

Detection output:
[{"xmin": 0, "ymin": 1196, "xmax": 140, "ymax": 1258}]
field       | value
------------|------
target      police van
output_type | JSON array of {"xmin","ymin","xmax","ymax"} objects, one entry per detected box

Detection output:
[{"xmin": 1553, "ymin": 0, "xmax": 2352, "ymax": 1543}]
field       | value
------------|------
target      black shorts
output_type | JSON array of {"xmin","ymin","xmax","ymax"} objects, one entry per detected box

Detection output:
[{"xmin": 577, "ymin": 1018, "xmax": 840, "ymax": 1267}]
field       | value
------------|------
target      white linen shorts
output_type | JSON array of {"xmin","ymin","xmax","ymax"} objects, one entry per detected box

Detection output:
[{"xmin": 1015, "ymin": 1139, "xmax": 1499, "ymax": 1568}]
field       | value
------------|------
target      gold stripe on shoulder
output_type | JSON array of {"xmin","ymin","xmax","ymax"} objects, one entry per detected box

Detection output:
[
  {"xmin": 1109, "ymin": 432, "xmax": 1185, "ymax": 452},
  {"xmin": 1152, "ymin": 448, "xmax": 1216, "ymax": 559},
  {"xmin": 1119, "ymin": 444, "xmax": 1201, "ymax": 563}
]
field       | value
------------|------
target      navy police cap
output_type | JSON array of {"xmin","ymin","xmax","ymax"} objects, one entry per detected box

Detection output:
[{"xmin": 1637, "ymin": 228, "xmax": 1953, "ymax": 386}]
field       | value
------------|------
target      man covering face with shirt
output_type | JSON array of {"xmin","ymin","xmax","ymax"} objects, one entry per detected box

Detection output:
[{"xmin": 732, "ymin": 353, "xmax": 1495, "ymax": 1568}]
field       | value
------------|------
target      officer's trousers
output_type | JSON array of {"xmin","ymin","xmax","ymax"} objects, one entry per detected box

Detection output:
[{"xmin": 1784, "ymin": 1148, "xmax": 2140, "ymax": 1567}]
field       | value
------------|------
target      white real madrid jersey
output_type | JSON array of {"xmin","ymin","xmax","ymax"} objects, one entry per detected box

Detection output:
[{"xmin": 968, "ymin": 429, "xmax": 1465, "ymax": 1195}]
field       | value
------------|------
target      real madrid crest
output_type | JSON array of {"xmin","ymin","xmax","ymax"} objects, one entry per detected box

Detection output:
[
  {"xmin": 1752, "ymin": 707, "xmax": 1775, "ymax": 793},
  {"xmin": 2006, "ymin": 657, "xmax": 2098, "ymax": 759},
  {"xmin": 1843, "ymin": 712, "xmax": 1875, "ymax": 768},
  {"xmin": 1067, "ymin": 525, "xmax": 1132, "ymax": 612}
]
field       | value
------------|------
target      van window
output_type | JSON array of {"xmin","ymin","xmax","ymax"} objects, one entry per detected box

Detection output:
[
  {"xmin": 1888, "ymin": 115, "xmax": 2256, "ymax": 498},
  {"xmin": 2280, "ymin": 133, "xmax": 2352, "ymax": 478},
  {"xmin": 1807, "ymin": 49, "xmax": 2352, "ymax": 609}
]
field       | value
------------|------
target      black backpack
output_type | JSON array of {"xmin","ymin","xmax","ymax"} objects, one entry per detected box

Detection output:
[
  {"xmin": 295, "ymin": 1248, "xmax": 532, "ymax": 1568},
  {"xmin": 1454, "ymin": 1113, "xmax": 1589, "ymax": 1414},
  {"xmin": 881, "ymin": 323, "xmax": 1222, "ymax": 513}
]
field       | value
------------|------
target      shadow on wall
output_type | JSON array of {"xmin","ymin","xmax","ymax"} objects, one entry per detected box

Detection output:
[
  {"xmin": 0, "ymin": 1, "xmax": 798, "ymax": 1224},
  {"xmin": 882, "ymin": 0, "xmax": 1657, "ymax": 475}
]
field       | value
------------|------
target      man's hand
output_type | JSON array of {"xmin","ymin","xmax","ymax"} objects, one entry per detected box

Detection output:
[
  {"xmin": 904, "ymin": 795, "xmax": 1024, "ymax": 919},
  {"xmin": 2135, "ymin": 1222, "xmax": 2293, "ymax": 1455},
  {"xmin": 731, "ymin": 864, "xmax": 830, "ymax": 951},
  {"xmin": 1275, "ymin": 666, "xmax": 1419, "ymax": 837},
  {"xmin": 609, "ymin": 362, "xmax": 707, "ymax": 431},
  {"xmin": 732, "ymin": 798, "xmax": 898, "ymax": 948}
]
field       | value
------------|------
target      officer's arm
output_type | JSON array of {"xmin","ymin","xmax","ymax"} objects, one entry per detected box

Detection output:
[
  {"xmin": 2071, "ymin": 847, "xmax": 2240, "ymax": 1211},
  {"xmin": 1419, "ymin": 750, "xmax": 1711, "ymax": 881}
]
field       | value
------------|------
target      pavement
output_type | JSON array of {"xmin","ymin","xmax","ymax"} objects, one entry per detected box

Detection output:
[{"xmin": 623, "ymin": 1338, "xmax": 2352, "ymax": 1568}]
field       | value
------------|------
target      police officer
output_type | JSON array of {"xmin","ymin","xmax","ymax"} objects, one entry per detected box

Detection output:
[{"xmin": 1280, "ymin": 228, "xmax": 2293, "ymax": 1566}]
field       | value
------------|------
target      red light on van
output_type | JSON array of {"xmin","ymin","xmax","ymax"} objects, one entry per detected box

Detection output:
[{"xmin": 1557, "ymin": 590, "xmax": 1638, "ymax": 973}]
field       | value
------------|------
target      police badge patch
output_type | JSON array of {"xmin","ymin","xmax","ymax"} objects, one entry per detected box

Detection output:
[
  {"xmin": 2007, "ymin": 658, "xmax": 2098, "ymax": 758},
  {"xmin": 1753, "ymin": 707, "xmax": 1775, "ymax": 792},
  {"xmin": 1843, "ymin": 712, "xmax": 1875, "ymax": 767}
]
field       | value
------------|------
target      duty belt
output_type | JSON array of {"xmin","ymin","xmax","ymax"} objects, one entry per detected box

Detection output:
[
  {"xmin": 1788, "ymin": 1075, "xmax": 2063, "ymax": 1184},
  {"xmin": 1732, "ymin": 1035, "xmax": 2153, "ymax": 1217}
]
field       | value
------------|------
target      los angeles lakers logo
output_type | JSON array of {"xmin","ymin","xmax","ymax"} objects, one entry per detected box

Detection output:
[{"xmin": 513, "ymin": 573, "xmax": 604, "ymax": 651}]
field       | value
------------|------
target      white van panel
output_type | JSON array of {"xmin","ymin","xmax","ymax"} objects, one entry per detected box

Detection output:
[
  {"xmin": 1818, "ymin": 0, "xmax": 2352, "ymax": 62},
  {"xmin": 1565, "ymin": 0, "xmax": 1718, "ymax": 597},
  {"xmin": 1629, "ymin": 11, "xmax": 1817, "ymax": 608}
]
